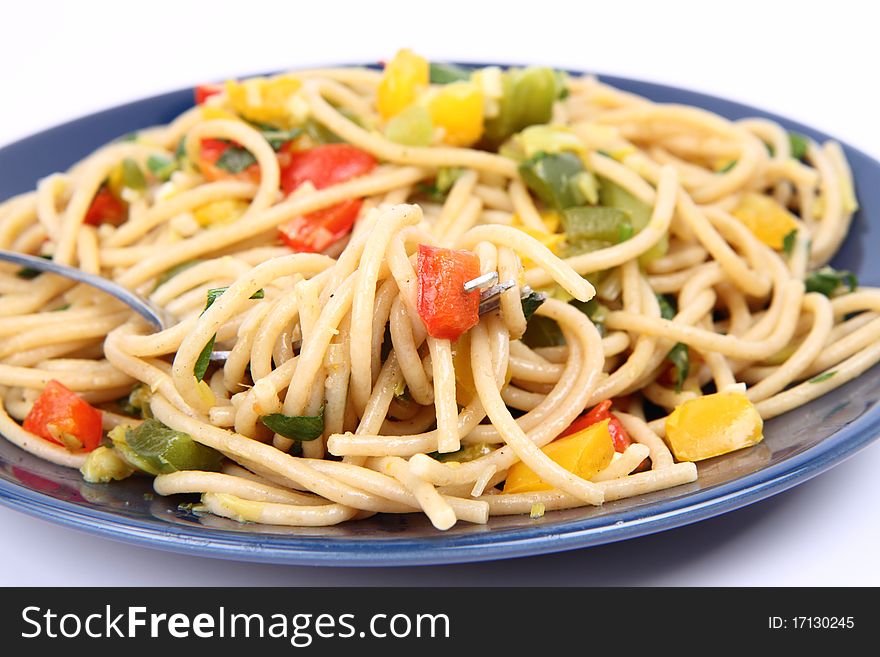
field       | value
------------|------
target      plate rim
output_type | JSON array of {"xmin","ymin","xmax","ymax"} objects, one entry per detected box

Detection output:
[{"xmin": 1, "ymin": 65, "xmax": 879, "ymax": 566}]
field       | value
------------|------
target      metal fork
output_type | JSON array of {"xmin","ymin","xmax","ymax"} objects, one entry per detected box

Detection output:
[{"xmin": 0, "ymin": 251, "xmax": 542, "ymax": 359}]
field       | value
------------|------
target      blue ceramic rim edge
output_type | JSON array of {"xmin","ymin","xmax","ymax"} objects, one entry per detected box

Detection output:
[{"xmin": 0, "ymin": 65, "xmax": 878, "ymax": 566}]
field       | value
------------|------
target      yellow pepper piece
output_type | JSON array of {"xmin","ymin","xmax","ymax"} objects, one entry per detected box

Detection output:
[
  {"xmin": 201, "ymin": 106, "xmax": 241, "ymax": 122},
  {"xmin": 665, "ymin": 391, "xmax": 763, "ymax": 462},
  {"xmin": 503, "ymin": 419, "xmax": 615, "ymax": 494},
  {"xmin": 192, "ymin": 199, "xmax": 250, "ymax": 227},
  {"xmin": 510, "ymin": 211, "xmax": 565, "ymax": 269},
  {"xmin": 377, "ymin": 49, "xmax": 429, "ymax": 119},
  {"xmin": 732, "ymin": 192, "xmax": 799, "ymax": 250},
  {"xmin": 225, "ymin": 76, "xmax": 301, "ymax": 128},
  {"xmin": 428, "ymin": 82, "xmax": 484, "ymax": 146},
  {"xmin": 453, "ymin": 331, "xmax": 511, "ymax": 405}
]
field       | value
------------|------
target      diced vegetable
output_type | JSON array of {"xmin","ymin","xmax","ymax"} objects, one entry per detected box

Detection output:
[
  {"xmin": 782, "ymin": 229, "xmax": 797, "ymax": 257},
  {"xmin": 225, "ymin": 76, "xmax": 302, "ymax": 128},
  {"xmin": 377, "ymin": 49, "xmax": 429, "ymax": 119},
  {"xmin": 482, "ymin": 67, "xmax": 566, "ymax": 146},
  {"xmin": 198, "ymin": 138, "xmax": 260, "ymax": 183},
  {"xmin": 519, "ymin": 151, "xmax": 588, "ymax": 211},
  {"xmin": 416, "ymin": 245, "xmax": 481, "ymax": 341},
  {"xmin": 278, "ymin": 200, "xmax": 363, "ymax": 253},
  {"xmin": 108, "ymin": 158, "xmax": 146, "ymax": 195},
  {"xmin": 16, "ymin": 254, "xmax": 51, "ymax": 280},
  {"xmin": 146, "ymin": 154, "xmax": 178, "ymax": 182},
  {"xmin": 260, "ymin": 408, "xmax": 324, "ymax": 441},
  {"xmin": 428, "ymin": 81, "xmax": 484, "ymax": 146},
  {"xmin": 656, "ymin": 293, "xmax": 690, "ymax": 392},
  {"xmin": 194, "ymin": 84, "xmax": 223, "ymax": 105},
  {"xmin": 193, "ymin": 286, "xmax": 265, "ymax": 382},
  {"xmin": 732, "ymin": 192, "xmax": 800, "ymax": 251},
  {"xmin": 110, "ymin": 419, "xmax": 224, "ymax": 475},
  {"xmin": 431, "ymin": 442, "xmax": 493, "ymax": 463},
  {"xmin": 384, "ymin": 104, "xmax": 434, "ymax": 146},
  {"xmin": 84, "ymin": 185, "xmax": 127, "ymax": 226},
  {"xmin": 560, "ymin": 400, "xmax": 632, "ymax": 453},
  {"xmin": 664, "ymin": 391, "xmax": 763, "ymax": 461},
  {"xmin": 418, "ymin": 167, "xmax": 464, "ymax": 202},
  {"xmin": 22, "ymin": 380, "xmax": 103, "ymax": 452},
  {"xmin": 503, "ymin": 418, "xmax": 615, "ymax": 493},
  {"xmin": 520, "ymin": 291, "xmax": 546, "ymax": 321},
  {"xmin": 789, "ymin": 132, "xmax": 808, "ymax": 161},
  {"xmin": 193, "ymin": 199, "xmax": 250, "ymax": 227},
  {"xmin": 598, "ymin": 176, "xmax": 667, "ymax": 264},
  {"xmin": 277, "ymin": 144, "xmax": 376, "ymax": 252},
  {"xmin": 279, "ymin": 144, "xmax": 377, "ymax": 196},
  {"xmin": 118, "ymin": 383, "xmax": 153, "ymax": 419},
  {"xmin": 809, "ymin": 371, "xmax": 836, "ymax": 384},
  {"xmin": 507, "ymin": 125, "xmax": 584, "ymax": 160},
  {"xmin": 80, "ymin": 446, "xmax": 135, "ymax": 483},
  {"xmin": 429, "ymin": 62, "xmax": 472, "ymax": 85},
  {"xmin": 805, "ymin": 267, "xmax": 857, "ymax": 297},
  {"xmin": 569, "ymin": 298, "xmax": 608, "ymax": 335},
  {"xmin": 561, "ymin": 206, "xmax": 633, "ymax": 244},
  {"xmin": 521, "ymin": 315, "xmax": 565, "ymax": 348}
]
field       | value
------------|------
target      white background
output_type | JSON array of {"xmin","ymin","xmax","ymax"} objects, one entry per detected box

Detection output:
[{"xmin": 1, "ymin": 0, "xmax": 878, "ymax": 586}]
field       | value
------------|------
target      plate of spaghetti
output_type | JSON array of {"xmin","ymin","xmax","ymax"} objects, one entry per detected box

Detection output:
[{"xmin": 0, "ymin": 52, "xmax": 878, "ymax": 565}]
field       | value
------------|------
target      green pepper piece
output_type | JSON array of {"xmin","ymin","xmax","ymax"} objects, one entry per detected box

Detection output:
[
  {"xmin": 260, "ymin": 407, "xmax": 324, "ymax": 441},
  {"xmin": 146, "ymin": 154, "xmax": 178, "ymax": 182},
  {"xmin": 384, "ymin": 105, "xmax": 434, "ymax": 146},
  {"xmin": 483, "ymin": 67, "xmax": 563, "ymax": 146},
  {"xmin": 519, "ymin": 151, "xmax": 586, "ymax": 211},
  {"xmin": 121, "ymin": 158, "xmax": 146, "ymax": 191},
  {"xmin": 112, "ymin": 419, "xmax": 224, "ymax": 475},
  {"xmin": 522, "ymin": 315, "xmax": 565, "ymax": 348},
  {"xmin": 429, "ymin": 62, "xmax": 472, "ymax": 85},
  {"xmin": 599, "ymin": 176, "xmax": 668, "ymax": 264},
  {"xmin": 561, "ymin": 206, "xmax": 633, "ymax": 243}
]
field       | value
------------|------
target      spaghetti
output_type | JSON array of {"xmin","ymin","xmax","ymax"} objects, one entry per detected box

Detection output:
[{"xmin": 0, "ymin": 51, "xmax": 873, "ymax": 531}]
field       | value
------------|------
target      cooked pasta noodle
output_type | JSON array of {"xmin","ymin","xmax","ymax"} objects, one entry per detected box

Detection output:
[{"xmin": 0, "ymin": 53, "xmax": 873, "ymax": 531}]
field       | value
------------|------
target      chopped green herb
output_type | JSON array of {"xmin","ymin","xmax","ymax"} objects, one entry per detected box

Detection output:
[
  {"xmin": 175, "ymin": 136, "xmax": 188, "ymax": 163},
  {"xmin": 16, "ymin": 254, "xmax": 53, "ymax": 280},
  {"xmin": 260, "ymin": 407, "xmax": 324, "ymax": 441},
  {"xmin": 193, "ymin": 335, "xmax": 215, "ymax": 382},
  {"xmin": 789, "ymin": 132, "xmax": 809, "ymax": 161},
  {"xmin": 194, "ymin": 287, "xmax": 264, "ymax": 381},
  {"xmin": 205, "ymin": 286, "xmax": 265, "ymax": 308},
  {"xmin": 782, "ymin": 229, "xmax": 797, "ymax": 257},
  {"xmin": 303, "ymin": 118, "xmax": 344, "ymax": 145},
  {"xmin": 667, "ymin": 342, "xmax": 690, "ymax": 393},
  {"xmin": 429, "ymin": 62, "xmax": 472, "ymax": 84},
  {"xmin": 656, "ymin": 294, "xmax": 689, "ymax": 390},
  {"xmin": 520, "ymin": 291, "xmax": 546, "ymax": 321},
  {"xmin": 51, "ymin": 304, "xmax": 71, "ymax": 312},
  {"xmin": 146, "ymin": 154, "xmax": 178, "ymax": 182},
  {"xmin": 805, "ymin": 267, "xmax": 857, "ymax": 297},
  {"xmin": 215, "ymin": 144, "xmax": 257, "ymax": 173},
  {"xmin": 717, "ymin": 160, "xmax": 737, "ymax": 173},
  {"xmin": 118, "ymin": 132, "xmax": 139, "ymax": 143},
  {"xmin": 259, "ymin": 126, "xmax": 303, "ymax": 151},
  {"xmin": 809, "ymin": 371, "xmax": 837, "ymax": 384},
  {"xmin": 656, "ymin": 293, "xmax": 676, "ymax": 321}
]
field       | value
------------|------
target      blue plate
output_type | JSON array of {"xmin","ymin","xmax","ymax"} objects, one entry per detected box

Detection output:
[{"xmin": 1, "ymin": 67, "xmax": 879, "ymax": 566}]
